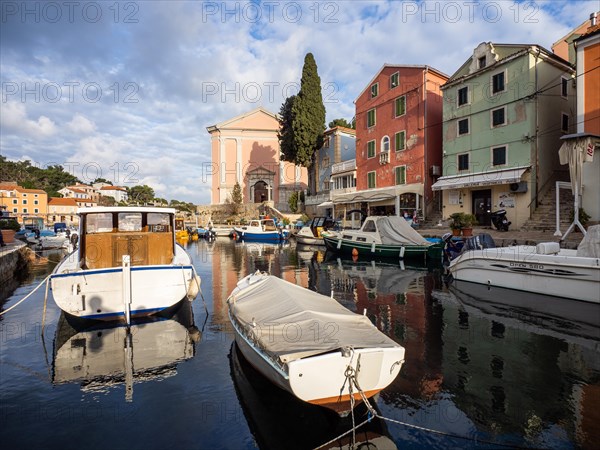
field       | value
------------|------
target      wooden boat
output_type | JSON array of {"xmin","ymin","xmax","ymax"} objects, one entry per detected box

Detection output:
[
  {"xmin": 50, "ymin": 207, "xmax": 200, "ymax": 321},
  {"xmin": 295, "ymin": 217, "xmax": 336, "ymax": 246},
  {"xmin": 448, "ymin": 227, "xmax": 600, "ymax": 303},
  {"xmin": 232, "ymin": 219, "xmax": 289, "ymax": 242},
  {"xmin": 227, "ymin": 272, "xmax": 405, "ymax": 413},
  {"xmin": 175, "ymin": 218, "xmax": 189, "ymax": 241},
  {"xmin": 322, "ymin": 215, "xmax": 443, "ymax": 262}
]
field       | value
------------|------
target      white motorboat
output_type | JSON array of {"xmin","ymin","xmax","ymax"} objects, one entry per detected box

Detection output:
[
  {"xmin": 50, "ymin": 207, "xmax": 201, "ymax": 321},
  {"xmin": 227, "ymin": 272, "xmax": 405, "ymax": 413},
  {"xmin": 295, "ymin": 217, "xmax": 336, "ymax": 246},
  {"xmin": 448, "ymin": 226, "xmax": 600, "ymax": 303},
  {"xmin": 232, "ymin": 218, "xmax": 289, "ymax": 242}
]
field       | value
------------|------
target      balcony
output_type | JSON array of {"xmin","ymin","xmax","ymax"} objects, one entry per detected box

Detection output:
[
  {"xmin": 331, "ymin": 159, "xmax": 356, "ymax": 174},
  {"xmin": 304, "ymin": 192, "xmax": 331, "ymax": 206},
  {"xmin": 331, "ymin": 186, "xmax": 356, "ymax": 194},
  {"xmin": 379, "ymin": 152, "xmax": 389, "ymax": 165}
]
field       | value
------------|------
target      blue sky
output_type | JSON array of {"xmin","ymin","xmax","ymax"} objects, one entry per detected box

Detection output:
[{"xmin": 0, "ymin": 0, "xmax": 596, "ymax": 204}]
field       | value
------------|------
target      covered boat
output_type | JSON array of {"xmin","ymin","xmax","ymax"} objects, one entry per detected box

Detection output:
[
  {"xmin": 50, "ymin": 207, "xmax": 200, "ymax": 321},
  {"xmin": 227, "ymin": 272, "xmax": 405, "ymax": 413},
  {"xmin": 448, "ymin": 226, "xmax": 600, "ymax": 303},
  {"xmin": 322, "ymin": 215, "xmax": 442, "ymax": 262}
]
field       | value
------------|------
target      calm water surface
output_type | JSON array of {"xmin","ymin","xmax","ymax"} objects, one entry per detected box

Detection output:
[{"xmin": 1, "ymin": 239, "xmax": 599, "ymax": 449}]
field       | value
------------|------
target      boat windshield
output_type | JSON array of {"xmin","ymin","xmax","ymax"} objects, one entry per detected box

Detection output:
[
  {"xmin": 118, "ymin": 213, "xmax": 142, "ymax": 232},
  {"xmin": 86, "ymin": 213, "xmax": 113, "ymax": 233},
  {"xmin": 362, "ymin": 220, "xmax": 376, "ymax": 232}
]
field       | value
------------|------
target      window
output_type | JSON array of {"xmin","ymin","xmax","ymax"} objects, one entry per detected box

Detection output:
[
  {"xmin": 395, "ymin": 131, "xmax": 406, "ymax": 151},
  {"xmin": 367, "ymin": 140, "xmax": 376, "ymax": 158},
  {"xmin": 458, "ymin": 153, "xmax": 469, "ymax": 171},
  {"xmin": 87, "ymin": 213, "xmax": 114, "ymax": 233},
  {"xmin": 371, "ymin": 83, "xmax": 379, "ymax": 98},
  {"xmin": 12, "ymin": 199, "xmax": 17, "ymax": 204},
  {"xmin": 458, "ymin": 118, "xmax": 469, "ymax": 135},
  {"xmin": 561, "ymin": 77, "xmax": 568, "ymax": 98},
  {"xmin": 395, "ymin": 96, "xmax": 406, "ymax": 117},
  {"xmin": 478, "ymin": 56, "xmax": 486, "ymax": 69},
  {"xmin": 13, "ymin": 208, "xmax": 17, "ymax": 213},
  {"xmin": 561, "ymin": 113, "xmax": 569, "ymax": 133},
  {"xmin": 322, "ymin": 155, "xmax": 330, "ymax": 167},
  {"xmin": 367, "ymin": 108, "xmax": 376, "ymax": 127},
  {"xmin": 492, "ymin": 146, "xmax": 506, "ymax": 166},
  {"xmin": 457, "ymin": 86, "xmax": 469, "ymax": 106},
  {"xmin": 491, "ymin": 107, "xmax": 506, "ymax": 127},
  {"xmin": 34, "ymin": 200, "xmax": 39, "ymax": 205},
  {"xmin": 395, "ymin": 166, "xmax": 406, "ymax": 185},
  {"xmin": 22, "ymin": 199, "xmax": 27, "ymax": 205},
  {"xmin": 23, "ymin": 208, "xmax": 28, "ymax": 213},
  {"xmin": 323, "ymin": 137, "xmax": 330, "ymax": 148},
  {"xmin": 363, "ymin": 220, "xmax": 376, "ymax": 232},
  {"xmin": 492, "ymin": 72, "xmax": 505, "ymax": 94},
  {"xmin": 390, "ymin": 72, "xmax": 399, "ymax": 88},
  {"xmin": 367, "ymin": 171, "xmax": 376, "ymax": 189},
  {"xmin": 34, "ymin": 208, "xmax": 39, "ymax": 214},
  {"xmin": 381, "ymin": 136, "xmax": 390, "ymax": 152}
]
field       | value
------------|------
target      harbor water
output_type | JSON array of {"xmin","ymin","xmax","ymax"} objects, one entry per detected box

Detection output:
[{"xmin": 1, "ymin": 239, "xmax": 599, "ymax": 449}]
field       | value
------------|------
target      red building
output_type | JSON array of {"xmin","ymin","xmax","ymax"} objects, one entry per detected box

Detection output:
[{"xmin": 336, "ymin": 65, "xmax": 448, "ymax": 220}]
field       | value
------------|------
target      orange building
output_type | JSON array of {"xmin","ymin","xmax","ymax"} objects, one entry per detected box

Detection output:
[
  {"xmin": 206, "ymin": 107, "xmax": 307, "ymax": 212},
  {"xmin": 48, "ymin": 197, "xmax": 79, "ymax": 227},
  {"xmin": 347, "ymin": 65, "xmax": 448, "ymax": 219},
  {"xmin": 0, "ymin": 182, "xmax": 48, "ymax": 224}
]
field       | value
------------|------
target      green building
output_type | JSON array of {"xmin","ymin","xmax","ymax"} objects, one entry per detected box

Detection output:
[{"xmin": 434, "ymin": 43, "xmax": 575, "ymax": 229}]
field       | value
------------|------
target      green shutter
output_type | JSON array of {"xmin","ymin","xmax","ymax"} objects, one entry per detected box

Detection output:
[
  {"xmin": 395, "ymin": 166, "xmax": 406, "ymax": 185},
  {"xmin": 395, "ymin": 96, "xmax": 405, "ymax": 117},
  {"xmin": 367, "ymin": 141, "xmax": 375, "ymax": 158},
  {"xmin": 395, "ymin": 131, "xmax": 405, "ymax": 151}
]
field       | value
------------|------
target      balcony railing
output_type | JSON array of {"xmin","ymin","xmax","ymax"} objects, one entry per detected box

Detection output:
[
  {"xmin": 304, "ymin": 192, "xmax": 331, "ymax": 206},
  {"xmin": 331, "ymin": 159, "xmax": 356, "ymax": 174},
  {"xmin": 331, "ymin": 186, "xmax": 356, "ymax": 194}
]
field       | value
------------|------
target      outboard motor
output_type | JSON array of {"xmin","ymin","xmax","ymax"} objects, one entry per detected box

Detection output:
[
  {"xmin": 462, "ymin": 233, "xmax": 496, "ymax": 251},
  {"xmin": 490, "ymin": 209, "xmax": 511, "ymax": 231}
]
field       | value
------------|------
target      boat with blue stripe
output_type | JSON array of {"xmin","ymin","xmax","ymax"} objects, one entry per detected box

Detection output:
[{"xmin": 232, "ymin": 218, "xmax": 289, "ymax": 242}]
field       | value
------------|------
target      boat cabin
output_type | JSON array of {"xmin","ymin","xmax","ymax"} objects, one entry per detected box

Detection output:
[
  {"xmin": 79, "ymin": 207, "xmax": 176, "ymax": 270},
  {"xmin": 245, "ymin": 219, "xmax": 278, "ymax": 231},
  {"xmin": 305, "ymin": 217, "xmax": 336, "ymax": 236}
]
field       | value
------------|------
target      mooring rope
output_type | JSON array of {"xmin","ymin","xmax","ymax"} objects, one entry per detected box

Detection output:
[
  {"xmin": 0, "ymin": 274, "xmax": 50, "ymax": 316},
  {"xmin": 314, "ymin": 356, "xmax": 526, "ymax": 450}
]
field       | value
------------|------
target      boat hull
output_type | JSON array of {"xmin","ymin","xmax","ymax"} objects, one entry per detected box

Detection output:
[
  {"xmin": 51, "ymin": 265, "xmax": 197, "ymax": 320},
  {"xmin": 294, "ymin": 234, "xmax": 324, "ymax": 246},
  {"xmin": 449, "ymin": 246, "xmax": 600, "ymax": 303},
  {"xmin": 230, "ymin": 311, "xmax": 405, "ymax": 413},
  {"xmin": 233, "ymin": 228, "xmax": 289, "ymax": 242},
  {"xmin": 323, "ymin": 234, "xmax": 442, "ymax": 262}
]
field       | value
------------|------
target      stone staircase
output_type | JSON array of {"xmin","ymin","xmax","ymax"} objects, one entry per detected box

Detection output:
[{"xmin": 520, "ymin": 184, "xmax": 574, "ymax": 232}]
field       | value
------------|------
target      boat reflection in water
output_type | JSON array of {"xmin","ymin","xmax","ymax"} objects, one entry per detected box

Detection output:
[
  {"xmin": 52, "ymin": 301, "xmax": 201, "ymax": 401},
  {"xmin": 230, "ymin": 342, "xmax": 397, "ymax": 450}
]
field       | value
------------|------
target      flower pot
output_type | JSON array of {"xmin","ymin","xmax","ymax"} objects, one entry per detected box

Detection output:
[
  {"xmin": 1, "ymin": 229, "xmax": 16, "ymax": 244},
  {"xmin": 451, "ymin": 228, "xmax": 461, "ymax": 236},
  {"xmin": 461, "ymin": 227, "xmax": 473, "ymax": 237}
]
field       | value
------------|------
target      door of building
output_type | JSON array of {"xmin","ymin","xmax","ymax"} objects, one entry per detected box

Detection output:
[{"xmin": 472, "ymin": 189, "xmax": 492, "ymax": 226}]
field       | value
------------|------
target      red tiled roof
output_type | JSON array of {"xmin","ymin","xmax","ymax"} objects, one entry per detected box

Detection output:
[{"xmin": 49, "ymin": 197, "xmax": 78, "ymax": 206}]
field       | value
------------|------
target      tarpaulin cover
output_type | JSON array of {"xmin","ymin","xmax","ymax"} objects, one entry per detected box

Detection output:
[
  {"xmin": 228, "ymin": 274, "xmax": 400, "ymax": 363},
  {"xmin": 376, "ymin": 216, "xmax": 432, "ymax": 246},
  {"xmin": 577, "ymin": 225, "xmax": 600, "ymax": 258}
]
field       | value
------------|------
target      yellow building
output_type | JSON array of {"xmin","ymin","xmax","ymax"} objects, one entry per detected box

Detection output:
[
  {"xmin": 48, "ymin": 197, "xmax": 79, "ymax": 227},
  {"xmin": 0, "ymin": 182, "xmax": 48, "ymax": 225}
]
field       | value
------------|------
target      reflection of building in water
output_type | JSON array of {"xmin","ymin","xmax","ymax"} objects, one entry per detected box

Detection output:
[
  {"xmin": 52, "ymin": 302, "xmax": 198, "ymax": 401},
  {"xmin": 325, "ymin": 262, "xmax": 443, "ymax": 402},
  {"xmin": 438, "ymin": 297, "xmax": 600, "ymax": 447},
  {"xmin": 209, "ymin": 240, "xmax": 307, "ymax": 325}
]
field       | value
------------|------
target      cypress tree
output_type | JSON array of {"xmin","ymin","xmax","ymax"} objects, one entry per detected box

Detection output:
[
  {"xmin": 291, "ymin": 53, "xmax": 326, "ymax": 168},
  {"xmin": 278, "ymin": 95, "xmax": 296, "ymax": 162}
]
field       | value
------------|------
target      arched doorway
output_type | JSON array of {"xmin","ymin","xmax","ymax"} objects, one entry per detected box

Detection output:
[{"xmin": 253, "ymin": 181, "xmax": 268, "ymax": 203}]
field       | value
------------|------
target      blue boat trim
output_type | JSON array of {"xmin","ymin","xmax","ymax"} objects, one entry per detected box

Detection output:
[
  {"xmin": 51, "ymin": 265, "xmax": 194, "ymax": 279},
  {"xmin": 83, "ymin": 307, "xmax": 166, "ymax": 320}
]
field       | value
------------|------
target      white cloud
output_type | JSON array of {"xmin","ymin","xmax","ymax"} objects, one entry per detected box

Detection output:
[
  {"xmin": 66, "ymin": 113, "xmax": 96, "ymax": 134},
  {"xmin": 0, "ymin": 101, "xmax": 57, "ymax": 138}
]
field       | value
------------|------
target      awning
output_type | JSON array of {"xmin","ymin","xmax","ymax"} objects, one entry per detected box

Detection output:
[
  {"xmin": 316, "ymin": 201, "xmax": 333, "ymax": 208},
  {"xmin": 332, "ymin": 183, "xmax": 424, "ymax": 204},
  {"xmin": 431, "ymin": 166, "xmax": 529, "ymax": 191}
]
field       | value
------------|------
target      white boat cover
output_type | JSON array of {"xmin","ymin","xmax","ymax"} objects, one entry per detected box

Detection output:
[
  {"xmin": 229, "ymin": 274, "xmax": 400, "ymax": 364},
  {"xmin": 376, "ymin": 216, "xmax": 431, "ymax": 246},
  {"xmin": 576, "ymin": 225, "xmax": 600, "ymax": 258}
]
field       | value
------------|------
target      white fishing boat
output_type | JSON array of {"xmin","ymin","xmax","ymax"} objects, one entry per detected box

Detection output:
[
  {"xmin": 295, "ymin": 217, "xmax": 336, "ymax": 246},
  {"xmin": 227, "ymin": 272, "xmax": 405, "ymax": 413},
  {"xmin": 232, "ymin": 218, "xmax": 289, "ymax": 242},
  {"xmin": 50, "ymin": 207, "xmax": 201, "ymax": 321},
  {"xmin": 448, "ymin": 226, "xmax": 600, "ymax": 303}
]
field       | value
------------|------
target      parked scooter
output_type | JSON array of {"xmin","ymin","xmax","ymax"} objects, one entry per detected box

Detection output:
[{"xmin": 490, "ymin": 209, "xmax": 511, "ymax": 231}]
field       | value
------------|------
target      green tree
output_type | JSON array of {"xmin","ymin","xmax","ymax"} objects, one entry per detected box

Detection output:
[
  {"xmin": 328, "ymin": 118, "xmax": 354, "ymax": 129},
  {"xmin": 92, "ymin": 178, "xmax": 113, "ymax": 185},
  {"xmin": 290, "ymin": 53, "xmax": 326, "ymax": 168},
  {"xmin": 229, "ymin": 182, "xmax": 243, "ymax": 215},
  {"xmin": 278, "ymin": 95, "xmax": 296, "ymax": 162},
  {"xmin": 127, "ymin": 185, "xmax": 155, "ymax": 204}
]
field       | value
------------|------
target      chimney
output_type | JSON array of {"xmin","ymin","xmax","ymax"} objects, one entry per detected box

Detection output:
[{"xmin": 591, "ymin": 12, "xmax": 598, "ymax": 27}]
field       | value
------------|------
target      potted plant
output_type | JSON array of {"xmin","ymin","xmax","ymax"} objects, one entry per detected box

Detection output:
[
  {"xmin": 461, "ymin": 214, "xmax": 478, "ymax": 237},
  {"xmin": 0, "ymin": 218, "xmax": 21, "ymax": 244},
  {"xmin": 449, "ymin": 212, "xmax": 466, "ymax": 236}
]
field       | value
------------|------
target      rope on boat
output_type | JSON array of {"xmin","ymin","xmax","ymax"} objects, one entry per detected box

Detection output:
[
  {"xmin": 0, "ymin": 274, "xmax": 50, "ymax": 316},
  {"xmin": 314, "ymin": 354, "xmax": 527, "ymax": 450}
]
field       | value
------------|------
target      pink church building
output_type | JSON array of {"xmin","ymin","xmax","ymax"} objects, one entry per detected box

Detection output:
[{"xmin": 206, "ymin": 107, "xmax": 307, "ymax": 212}]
